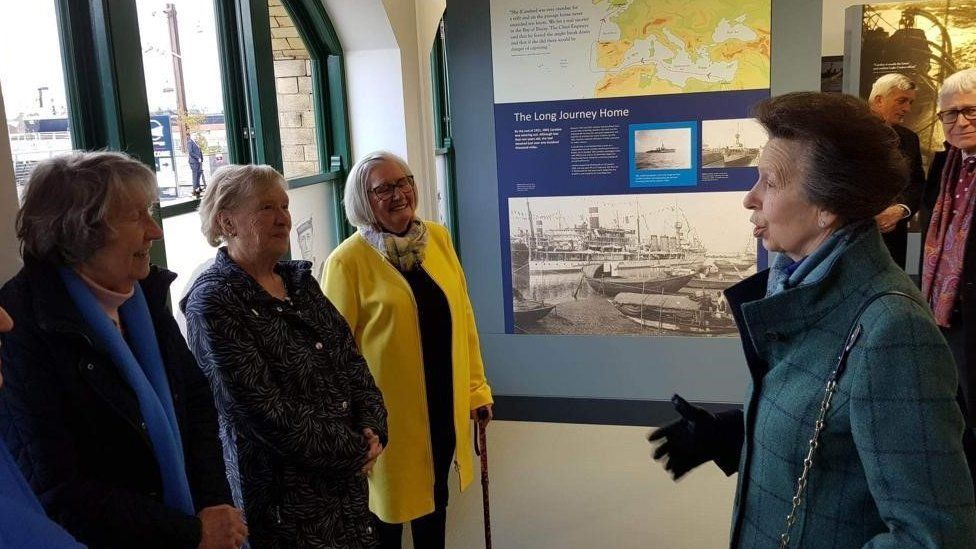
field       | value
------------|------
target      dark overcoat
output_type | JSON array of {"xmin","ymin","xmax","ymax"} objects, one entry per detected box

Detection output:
[
  {"xmin": 0, "ymin": 258, "xmax": 232, "ymax": 548},
  {"xmin": 181, "ymin": 249, "xmax": 388, "ymax": 549},
  {"xmin": 718, "ymin": 226, "xmax": 976, "ymax": 548}
]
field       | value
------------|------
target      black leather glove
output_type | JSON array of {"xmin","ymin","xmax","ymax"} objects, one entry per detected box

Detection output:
[{"xmin": 648, "ymin": 394, "xmax": 720, "ymax": 480}]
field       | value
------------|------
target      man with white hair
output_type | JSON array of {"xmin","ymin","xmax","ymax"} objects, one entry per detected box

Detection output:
[
  {"xmin": 922, "ymin": 67, "xmax": 976, "ymax": 484},
  {"xmin": 868, "ymin": 72, "xmax": 925, "ymax": 269}
]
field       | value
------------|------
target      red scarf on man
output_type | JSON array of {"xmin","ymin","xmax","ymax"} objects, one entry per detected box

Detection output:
[{"xmin": 922, "ymin": 148, "xmax": 976, "ymax": 327}]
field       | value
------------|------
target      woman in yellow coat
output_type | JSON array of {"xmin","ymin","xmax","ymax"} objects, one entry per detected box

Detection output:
[{"xmin": 322, "ymin": 151, "xmax": 493, "ymax": 548}]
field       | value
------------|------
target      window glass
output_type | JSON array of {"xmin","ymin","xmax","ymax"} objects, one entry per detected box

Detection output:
[
  {"xmin": 0, "ymin": 1, "xmax": 77, "ymax": 202},
  {"xmin": 136, "ymin": 0, "xmax": 228, "ymax": 203},
  {"xmin": 287, "ymin": 184, "xmax": 337, "ymax": 282},
  {"xmin": 269, "ymin": 0, "xmax": 321, "ymax": 179}
]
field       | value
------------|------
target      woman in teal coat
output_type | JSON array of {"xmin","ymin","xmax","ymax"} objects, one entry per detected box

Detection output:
[{"xmin": 650, "ymin": 92, "xmax": 976, "ymax": 547}]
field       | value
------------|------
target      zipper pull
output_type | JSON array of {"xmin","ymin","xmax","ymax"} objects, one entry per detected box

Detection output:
[{"xmin": 274, "ymin": 505, "xmax": 283, "ymax": 525}]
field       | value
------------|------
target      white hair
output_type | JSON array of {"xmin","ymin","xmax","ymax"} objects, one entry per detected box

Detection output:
[
  {"xmin": 869, "ymin": 73, "xmax": 916, "ymax": 101},
  {"xmin": 343, "ymin": 151, "xmax": 415, "ymax": 229},
  {"xmin": 198, "ymin": 164, "xmax": 287, "ymax": 246},
  {"xmin": 938, "ymin": 68, "xmax": 976, "ymax": 110}
]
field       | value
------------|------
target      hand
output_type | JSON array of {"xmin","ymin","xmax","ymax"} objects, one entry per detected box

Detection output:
[
  {"xmin": 470, "ymin": 405, "xmax": 493, "ymax": 425},
  {"xmin": 361, "ymin": 428, "xmax": 384, "ymax": 475},
  {"xmin": 647, "ymin": 394, "xmax": 720, "ymax": 480},
  {"xmin": 198, "ymin": 504, "xmax": 247, "ymax": 549},
  {"xmin": 875, "ymin": 205, "xmax": 907, "ymax": 233}
]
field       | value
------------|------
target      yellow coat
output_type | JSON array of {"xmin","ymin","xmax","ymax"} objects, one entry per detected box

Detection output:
[{"xmin": 321, "ymin": 222, "xmax": 493, "ymax": 523}]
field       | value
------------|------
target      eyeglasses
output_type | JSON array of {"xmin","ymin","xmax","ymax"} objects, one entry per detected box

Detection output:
[
  {"xmin": 936, "ymin": 106, "xmax": 976, "ymax": 124},
  {"xmin": 369, "ymin": 175, "xmax": 414, "ymax": 201}
]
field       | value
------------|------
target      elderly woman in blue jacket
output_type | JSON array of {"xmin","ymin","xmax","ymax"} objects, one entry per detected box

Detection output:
[
  {"xmin": 0, "ymin": 305, "xmax": 83, "ymax": 547},
  {"xmin": 0, "ymin": 151, "xmax": 245, "ymax": 548},
  {"xmin": 182, "ymin": 164, "xmax": 387, "ymax": 548},
  {"xmin": 650, "ymin": 93, "xmax": 976, "ymax": 547}
]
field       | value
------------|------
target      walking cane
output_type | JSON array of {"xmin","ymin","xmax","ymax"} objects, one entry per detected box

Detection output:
[{"xmin": 474, "ymin": 408, "xmax": 492, "ymax": 549}]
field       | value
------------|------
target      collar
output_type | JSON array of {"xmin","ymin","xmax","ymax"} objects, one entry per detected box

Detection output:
[
  {"xmin": 22, "ymin": 256, "xmax": 175, "ymax": 345},
  {"xmin": 724, "ymin": 224, "xmax": 894, "ymax": 366},
  {"xmin": 186, "ymin": 248, "xmax": 313, "ymax": 306}
]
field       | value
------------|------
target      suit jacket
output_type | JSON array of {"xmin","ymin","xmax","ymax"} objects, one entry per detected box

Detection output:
[
  {"xmin": 0, "ymin": 258, "xmax": 232, "ymax": 548},
  {"xmin": 716, "ymin": 225, "xmax": 975, "ymax": 548},
  {"xmin": 881, "ymin": 124, "xmax": 925, "ymax": 268}
]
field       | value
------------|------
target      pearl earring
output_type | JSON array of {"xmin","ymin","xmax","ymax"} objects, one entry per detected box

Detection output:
[{"xmin": 818, "ymin": 218, "xmax": 826, "ymax": 229}]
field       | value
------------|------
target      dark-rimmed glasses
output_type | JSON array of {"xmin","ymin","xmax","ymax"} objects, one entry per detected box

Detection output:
[
  {"xmin": 936, "ymin": 106, "xmax": 976, "ymax": 124},
  {"xmin": 369, "ymin": 175, "xmax": 415, "ymax": 201}
]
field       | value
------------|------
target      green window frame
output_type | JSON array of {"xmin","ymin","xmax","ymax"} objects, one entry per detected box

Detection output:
[
  {"xmin": 431, "ymin": 18, "xmax": 460, "ymax": 251},
  {"xmin": 47, "ymin": 0, "xmax": 354, "ymax": 267}
]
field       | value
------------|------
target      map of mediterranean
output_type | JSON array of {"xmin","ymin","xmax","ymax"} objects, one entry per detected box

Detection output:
[{"xmin": 490, "ymin": 0, "xmax": 771, "ymax": 103}]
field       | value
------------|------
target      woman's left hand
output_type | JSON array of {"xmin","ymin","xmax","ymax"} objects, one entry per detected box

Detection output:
[{"xmin": 470, "ymin": 405, "xmax": 493, "ymax": 424}]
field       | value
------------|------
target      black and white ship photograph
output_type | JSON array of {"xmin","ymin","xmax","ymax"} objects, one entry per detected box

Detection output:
[
  {"xmin": 508, "ymin": 192, "xmax": 757, "ymax": 337},
  {"xmin": 633, "ymin": 127, "xmax": 692, "ymax": 170},
  {"xmin": 701, "ymin": 118, "xmax": 766, "ymax": 168}
]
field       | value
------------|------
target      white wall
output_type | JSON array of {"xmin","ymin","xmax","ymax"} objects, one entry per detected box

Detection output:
[
  {"xmin": 323, "ymin": 0, "xmax": 445, "ymax": 223},
  {"xmin": 0, "ymin": 83, "xmax": 21, "ymax": 284}
]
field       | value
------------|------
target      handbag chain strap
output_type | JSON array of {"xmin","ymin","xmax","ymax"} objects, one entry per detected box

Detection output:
[{"xmin": 778, "ymin": 290, "xmax": 915, "ymax": 548}]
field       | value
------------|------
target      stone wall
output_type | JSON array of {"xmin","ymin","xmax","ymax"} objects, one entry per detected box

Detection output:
[{"xmin": 269, "ymin": 0, "xmax": 318, "ymax": 178}]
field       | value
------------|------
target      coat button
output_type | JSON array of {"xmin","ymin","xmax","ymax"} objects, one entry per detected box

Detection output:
[
  {"xmin": 764, "ymin": 331, "xmax": 784, "ymax": 342},
  {"xmin": 86, "ymin": 364, "xmax": 95, "ymax": 371},
  {"xmin": 140, "ymin": 422, "xmax": 148, "ymax": 431},
  {"xmin": 341, "ymin": 401, "xmax": 349, "ymax": 410},
  {"xmin": 315, "ymin": 342, "xmax": 324, "ymax": 350},
  {"xmin": 276, "ymin": 306, "xmax": 283, "ymax": 312},
  {"xmin": 366, "ymin": 526, "xmax": 373, "ymax": 535}
]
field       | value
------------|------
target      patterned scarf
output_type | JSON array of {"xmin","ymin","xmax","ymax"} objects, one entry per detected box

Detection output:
[
  {"xmin": 360, "ymin": 219, "xmax": 429, "ymax": 272},
  {"xmin": 922, "ymin": 149, "xmax": 976, "ymax": 327}
]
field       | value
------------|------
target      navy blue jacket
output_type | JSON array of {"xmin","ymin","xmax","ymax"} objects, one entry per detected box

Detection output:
[{"xmin": 0, "ymin": 258, "xmax": 232, "ymax": 548}]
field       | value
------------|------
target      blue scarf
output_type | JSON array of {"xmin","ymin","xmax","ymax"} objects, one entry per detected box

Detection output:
[
  {"xmin": 59, "ymin": 268, "xmax": 194, "ymax": 515},
  {"xmin": 765, "ymin": 220, "xmax": 871, "ymax": 297}
]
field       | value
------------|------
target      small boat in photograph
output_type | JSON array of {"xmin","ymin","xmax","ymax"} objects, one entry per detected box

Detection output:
[
  {"xmin": 513, "ymin": 298, "xmax": 556, "ymax": 325},
  {"xmin": 685, "ymin": 272, "xmax": 745, "ymax": 290},
  {"xmin": 647, "ymin": 141, "xmax": 676, "ymax": 153},
  {"xmin": 582, "ymin": 264, "xmax": 695, "ymax": 298},
  {"xmin": 611, "ymin": 292, "xmax": 738, "ymax": 334}
]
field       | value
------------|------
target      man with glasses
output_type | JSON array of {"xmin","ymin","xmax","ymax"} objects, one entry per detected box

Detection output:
[{"xmin": 921, "ymin": 67, "xmax": 976, "ymax": 487}]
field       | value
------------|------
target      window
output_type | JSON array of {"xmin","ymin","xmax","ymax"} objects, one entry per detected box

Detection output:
[
  {"xmin": 137, "ymin": 1, "xmax": 229, "ymax": 202},
  {"xmin": 270, "ymin": 0, "xmax": 320, "ymax": 179},
  {"xmin": 430, "ymin": 18, "xmax": 460, "ymax": 247},
  {"xmin": 0, "ymin": 1, "xmax": 77, "ymax": 202}
]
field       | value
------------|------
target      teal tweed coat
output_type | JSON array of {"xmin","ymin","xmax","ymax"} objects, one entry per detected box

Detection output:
[{"xmin": 720, "ymin": 226, "xmax": 976, "ymax": 548}]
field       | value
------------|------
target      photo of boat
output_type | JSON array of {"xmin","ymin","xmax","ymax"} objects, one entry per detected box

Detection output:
[
  {"xmin": 513, "ymin": 298, "xmax": 556, "ymax": 325},
  {"xmin": 647, "ymin": 141, "xmax": 675, "ymax": 153},
  {"xmin": 583, "ymin": 263, "xmax": 696, "ymax": 297},
  {"xmin": 506, "ymin": 192, "xmax": 756, "ymax": 337},
  {"xmin": 634, "ymin": 127, "xmax": 691, "ymax": 170},
  {"xmin": 611, "ymin": 292, "xmax": 739, "ymax": 334},
  {"xmin": 701, "ymin": 118, "xmax": 766, "ymax": 169}
]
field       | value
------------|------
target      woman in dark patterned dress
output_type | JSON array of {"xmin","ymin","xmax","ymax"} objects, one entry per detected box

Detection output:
[{"xmin": 182, "ymin": 164, "xmax": 388, "ymax": 548}]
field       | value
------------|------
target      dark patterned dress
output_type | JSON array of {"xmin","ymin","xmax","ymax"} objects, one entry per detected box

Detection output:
[{"xmin": 182, "ymin": 248, "xmax": 387, "ymax": 548}]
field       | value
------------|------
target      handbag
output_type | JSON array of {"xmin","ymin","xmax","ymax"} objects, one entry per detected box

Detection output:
[{"xmin": 779, "ymin": 290, "xmax": 916, "ymax": 548}]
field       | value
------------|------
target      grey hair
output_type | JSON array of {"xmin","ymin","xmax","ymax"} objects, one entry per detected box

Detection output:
[
  {"xmin": 343, "ymin": 150, "xmax": 415, "ymax": 229},
  {"xmin": 938, "ymin": 68, "xmax": 976, "ymax": 110},
  {"xmin": 199, "ymin": 164, "xmax": 287, "ymax": 246},
  {"xmin": 869, "ymin": 73, "xmax": 916, "ymax": 101},
  {"xmin": 16, "ymin": 151, "xmax": 157, "ymax": 266}
]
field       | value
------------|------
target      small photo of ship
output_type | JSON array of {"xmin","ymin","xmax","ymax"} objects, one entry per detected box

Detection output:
[
  {"xmin": 701, "ymin": 118, "xmax": 767, "ymax": 169},
  {"xmin": 634, "ymin": 127, "xmax": 691, "ymax": 170}
]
